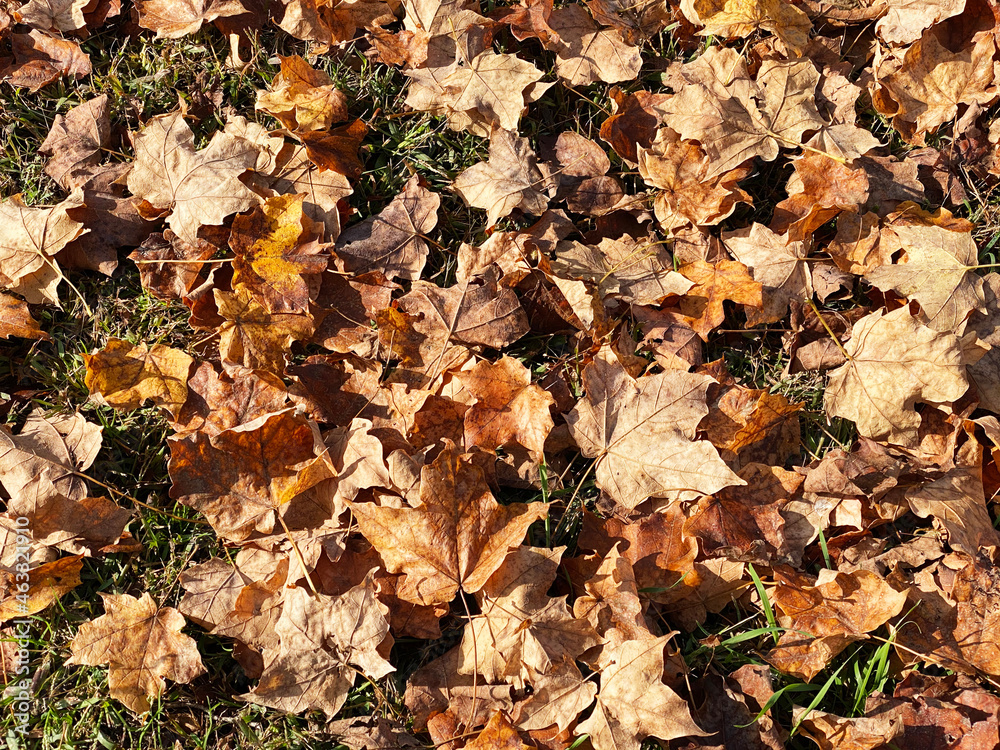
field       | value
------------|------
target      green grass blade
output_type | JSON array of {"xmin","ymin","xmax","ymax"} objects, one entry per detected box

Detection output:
[{"xmin": 748, "ymin": 563, "xmax": 780, "ymax": 646}]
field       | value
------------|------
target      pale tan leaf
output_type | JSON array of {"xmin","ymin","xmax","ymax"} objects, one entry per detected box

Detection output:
[
  {"xmin": 127, "ymin": 112, "xmax": 260, "ymax": 245},
  {"xmin": 549, "ymin": 4, "xmax": 642, "ymax": 86},
  {"xmin": 823, "ymin": 307, "xmax": 972, "ymax": 445},
  {"xmin": 565, "ymin": 346, "xmax": 744, "ymax": 508},
  {"xmin": 66, "ymin": 593, "xmax": 205, "ymax": 713}
]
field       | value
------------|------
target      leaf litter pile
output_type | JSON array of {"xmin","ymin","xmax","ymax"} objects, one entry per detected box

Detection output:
[{"xmin": 9, "ymin": 0, "xmax": 1000, "ymax": 746}]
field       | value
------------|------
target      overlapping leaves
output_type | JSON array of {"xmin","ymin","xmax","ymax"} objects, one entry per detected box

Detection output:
[{"xmin": 5, "ymin": 0, "xmax": 1000, "ymax": 748}]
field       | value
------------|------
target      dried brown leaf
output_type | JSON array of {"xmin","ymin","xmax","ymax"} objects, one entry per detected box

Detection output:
[
  {"xmin": 66, "ymin": 592, "xmax": 205, "ymax": 713},
  {"xmin": 566, "ymin": 346, "xmax": 744, "ymax": 508},
  {"xmin": 351, "ymin": 442, "xmax": 549, "ymax": 605},
  {"xmin": 83, "ymin": 338, "xmax": 194, "ymax": 417},
  {"xmin": 127, "ymin": 112, "xmax": 260, "ymax": 245}
]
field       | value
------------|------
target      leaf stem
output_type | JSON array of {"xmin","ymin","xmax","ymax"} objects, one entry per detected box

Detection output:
[
  {"xmin": 805, "ymin": 297, "xmax": 850, "ymax": 361},
  {"xmin": 276, "ymin": 512, "xmax": 318, "ymax": 595},
  {"xmin": 73, "ymin": 471, "xmax": 210, "ymax": 526}
]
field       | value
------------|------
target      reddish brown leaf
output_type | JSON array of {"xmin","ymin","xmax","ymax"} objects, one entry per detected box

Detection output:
[
  {"xmin": 168, "ymin": 409, "xmax": 334, "ymax": 541},
  {"xmin": 454, "ymin": 356, "xmax": 555, "ymax": 461},
  {"xmin": 674, "ymin": 260, "xmax": 763, "ymax": 340},
  {"xmin": 2, "ymin": 31, "xmax": 91, "ymax": 91},
  {"xmin": 296, "ymin": 118, "xmax": 367, "ymax": 178}
]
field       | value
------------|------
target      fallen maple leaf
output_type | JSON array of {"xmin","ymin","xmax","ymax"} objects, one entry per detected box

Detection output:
[
  {"xmin": 39, "ymin": 95, "xmax": 110, "ymax": 190},
  {"xmin": 565, "ymin": 346, "xmax": 744, "ymax": 508},
  {"xmin": 405, "ymin": 51, "xmax": 546, "ymax": 136},
  {"xmin": 864, "ymin": 222, "xmax": 986, "ymax": 332},
  {"xmin": 214, "ymin": 287, "xmax": 315, "ymax": 374},
  {"xmin": 824, "ymin": 306, "xmax": 973, "ymax": 445},
  {"xmin": 547, "ymin": 131, "xmax": 624, "ymax": 215},
  {"xmin": 826, "ymin": 212, "xmax": 885, "ymax": 277},
  {"xmin": 576, "ymin": 634, "xmax": 704, "ymax": 750},
  {"xmin": 179, "ymin": 554, "xmax": 279, "ymax": 633},
  {"xmin": 328, "ymin": 714, "xmax": 422, "ymax": 750},
  {"xmin": 456, "ymin": 209, "xmax": 572, "ymax": 283},
  {"xmin": 294, "ymin": 118, "xmax": 367, "ymax": 179},
  {"xmin": 230, "ymin": 193, "xmax": 328, "ymax": 314},
  {"xmin": 700, "ymin": 380, "xmax": 802, "ymax": 468},
  {"xmin": 178, "ymin": 550, "xmax": 287, "ymax": 676},
  {"xmin": 15, "ymin": 0, "xmax": 90, "ymax": 31},
  {"xmin": 7, "ymin": 491, "xmax": 130, "ymax": 557},
  {"xmin": 324, "ymin": 417, "xmax": 393, "ymax": 505},
  {"xmin": 464, "ymin": 711, "xmax": 532, "ymax": 749},
  {"xmin": 514, "ymin": 658, "xmax": 598, "ymax": 733},
  {"xmin": 454, "ymin": 129, "xmax": 553, "ymax": 228},
  {"xmin": 84, "ymin": 338, "xmax": 195, "ymax": 417},
  {"xmin": 684, "ymin": 474, "xmax": 787, "ymax": 563},
  {"xmin": 683, "ymin": 672, "xmax": 785, "ymax": 750},
  {"xmin": 587, "ymin": 0, "xmax": 672, "ymax": 43},
  {"xmin": 765, "ymin": 568, "xmax": 906, "ymax": 681},
  {"xmin": 0, "ymin": 556, "xmax": 83, "ymax": 623},
  {"xmin": 171, "ymin": 363, "xmax": 289, "ymax": 437},
  {"xmin": 401, "ymin": 0, "xmax": 487, "ymax": 67},
  {"xmin": 351, "ymin": 441, "xmax": 549, "ymax": 605},
  {"xmin": 0, "ymin": 293, "xmax": 49, "ymax": 340},
  {"xmin": 906, "ymin": 439, "xmax": 999, "ymax": 557},
  {"xmin": 879, "ymin": 33, "xmax": 996, "ymax": 144},
  {"xmin": 674, "ymin": 259, "xmax": 763, "ymax": 340},
  {"xmin": 793, "ymin": 706, "xmax": 902, "ymax": 750},
  {"xmin": 335, "ymin": 175, "xmax": 440, "ymax": 281},
  {"xmin": 578, "ymin": 506, "xmax": 713, "ymax": 631},
  {"xmin": 453, "ymin": 356, "xmax": 555, "ymax": 461},
  {"xmin": 806, "ymin": 124, "xmax": 883, "ymax": 167},
  {"xmin": 256, "ymin": 54, "xmax": 348, "ymax": 132},
  {"xmin": 723, "ymin": 223, "xmax": 811, "ymax": 325},
  {"xmin": 969, "ymin": 273, "xmax": 1000, "ymax": 412},
  {"xmin": 127, "ymin": 111, "xmax": 261, "ymax": 245},
  {"xmin": 134, "ymin": 0, "xmax": 246, "ymax": 38},
  {"xmin": 687, "ymin": 0, "xmax": 811, "ymax": 55},
  {"xmin": 0, "ymin": 409, "xmax": 101, "ymax": 504},
  {"xmin": 770, "ymin": 151, "xmax": 870, "ymax": 241},
  {"xmin": 458, "ymin": 545, "xmax": 600, "ymax": 686},
  {"xmin": 637, "ymin": 131, "xmax": 751, "ymax": 232},
  {"xmin": 875, "ymin": 0, "xmax": 965, "ymax": 44},
  {"xmin": 66, "ymin": 592, "xmax": 205, "ymax": 713},
  {"xmin": 245, "ymin": 141, "xmax": 353, "ymax": 240},
  {"xmin": 61, "ymin": 170, "xmax": 156, "ymax": 278},
  {"xmin": 0, "ymin": 191, "xmax": 87, "ymax": 305},
  {"xmin": 493, "ymin": 0, "xmax": 561, "ymax": 45},
  {"xmin": 548, "ymin": 4, "xmax": 642, "ymax": 86},
  {"xmin": 803, "ymin": 666, "xmax": 1000, "ymax": 747},
  {"xmin": 550, "ymin": 236, "xmax": 694, "ymax": 306},
  {"xmin": 601, "ymin": 88, "xmax": 671, "ymax": 163},
  {"xmin": 312, "ymin": 272, "xmax": 397, "ymax": 356},
  {"xmin": 378, "ymin": 266, "xmax": 529, "ymax": 387},
  {"xmin": 663, "ymin": 49, "xmax": 826, "ymax": 179},
  {"xmin": 245, "ymin": 573, "xmax": 393, "ymax": 717},
  {"xmin": 1, "ymin": 30, "xmax": 91, "ymax": 91},
  {"xmin": 405, "ymin": 645, "xmax": 515, "ymax": 731},
  {"xmin": 168, "ymin": 409, "xmax": 334, "ymax": 541},
  {"xmin": 129, "ymin": 230, "xmax": 221, "ymax": 301}
]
